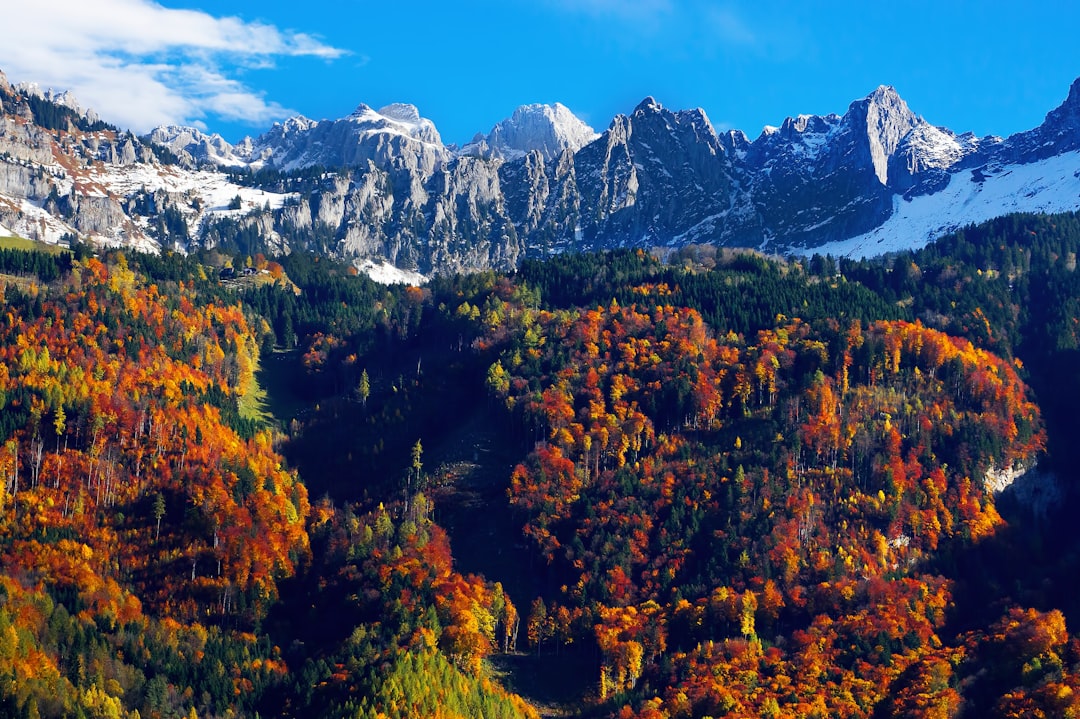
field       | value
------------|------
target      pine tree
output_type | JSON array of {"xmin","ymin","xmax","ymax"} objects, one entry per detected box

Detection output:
[
  {"xmin": 153, "ymin": 492, "xmax": 166, "ymax": 540},
  {"xmin": 357, "ymin": 369, "xmax": 370, "ymax": 407}
]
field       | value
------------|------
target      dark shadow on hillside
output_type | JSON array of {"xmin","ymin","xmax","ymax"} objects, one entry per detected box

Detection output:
[
  {"xmin": 925, "ymin": 468, "xmax": 1080, "ymax": 715},
  {"xmin": 423, "ymin": 402, "xmax": 598, "ymax": 712},
  {"xmin": 492, "ymin": 650, "xmax": 598, "ymax": 718},
  {"xmin": 252, "ymin": 349, "xmax": 312, "ymax": 431},
  {"xmin": 259, "ymin": 337, "xmax": 596, "ymax": 712}
]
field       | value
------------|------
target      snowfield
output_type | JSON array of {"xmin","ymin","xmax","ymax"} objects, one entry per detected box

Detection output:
[
  {"xmin": 0, "ymin": 195, "xmax": 78, "ymax": 246},
  {"xmin": 86, "ymin": 163, "xmax": 296, "ymax": 213},
  {"xmin": 800, "ymin": 151, "xmax": 1080, "ymax": 258}
]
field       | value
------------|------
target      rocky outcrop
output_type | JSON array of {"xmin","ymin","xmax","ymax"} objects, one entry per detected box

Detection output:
[
  {"xmin": 242, "ymin": 104, "xmax": 449, "ymax": 174},
  {"xmin": 986, "ymin": 462, "xmax": 1063, "ymax": 520},
  {"xmin": 146, "ymin": 125, "xmax": 242, "ymax": 167},
  {"xmin": 997, "ymin": 77, "xmax": 1080, "ymax": 162},
  {"xmin": 68, "ymin": 194, "xmax": 135, "ymax": 236}
]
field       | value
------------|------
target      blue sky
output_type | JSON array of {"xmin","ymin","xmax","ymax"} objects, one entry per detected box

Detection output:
[{"xmin": 5, "ymin": 0, "xmax": 1079, "ymax": 145}]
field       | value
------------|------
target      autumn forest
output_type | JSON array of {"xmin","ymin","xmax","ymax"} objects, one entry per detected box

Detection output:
[{"xmin": 3, "ymin": 210, "xmax": 1080, "ymax": 718}]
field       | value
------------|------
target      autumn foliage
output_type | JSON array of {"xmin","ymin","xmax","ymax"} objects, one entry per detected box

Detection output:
[
  {"xmin": 0, "ymin": 253, "xmax": 309, "ymax": 717},
  {"xmin": 5, "ymin": 212, "xmax": 1080, "ymax": 718},
  {"xmin": 485, "ymin": 294, "xmax": 1051, "ymax": 717}
]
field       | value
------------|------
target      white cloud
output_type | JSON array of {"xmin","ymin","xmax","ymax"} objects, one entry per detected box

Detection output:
[{"xmin": 0, "ymin": 0, "xmax": 345, "ymax": 132}]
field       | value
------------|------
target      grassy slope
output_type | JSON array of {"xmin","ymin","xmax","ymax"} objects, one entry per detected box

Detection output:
[{"xmin": 0, "ymin": 235, "xmax": 66, "ymax": 255}]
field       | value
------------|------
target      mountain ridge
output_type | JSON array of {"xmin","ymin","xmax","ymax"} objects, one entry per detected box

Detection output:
[{"xmin": 2, "ymin": 67, "xmax": 1080, "ymax": 278}]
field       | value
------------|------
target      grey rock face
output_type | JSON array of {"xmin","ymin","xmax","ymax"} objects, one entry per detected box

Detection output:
[
  {"xmin": 69, "ymin": 194, "xmax": 133, "ymax": 235},
  {"xmin": 146, "ymin": 125, "xmax": 244, "ymax": 167},
  {"xmin": 246, "ymin": 105, "xmax": 449, "ymax": 174}
]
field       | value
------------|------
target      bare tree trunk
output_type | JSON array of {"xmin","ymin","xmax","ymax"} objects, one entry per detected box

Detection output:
[{"xmin": 31, "ymin": 436, "xmax": 44, "ymax": 489}]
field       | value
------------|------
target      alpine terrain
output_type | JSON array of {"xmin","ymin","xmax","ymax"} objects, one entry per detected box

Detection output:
[
  {"xmin": 6, "ymin": 59, "xmax": 1080, "ymax": 719},
  {"xmin": 3, "ymin": 68, "xmax": 1080, "ymax": 276}
]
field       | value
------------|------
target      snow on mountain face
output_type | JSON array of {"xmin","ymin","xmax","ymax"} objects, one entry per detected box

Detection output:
[
  {"xmin": 460, "ymin": 103, "xmax": 597, "ymax": 162},
  {"xmin": 355, "ymin": 258, "xmax": 429, "ymax": 285},
  {"xmin": 346, "ymin": 103, "xmax": 443, "ymax": 145},
  {"xmin": 0, "ymin": 77, "xmax": 298, "ymax": 250},
  {"xmin": 150, "ymin": 103, "xmax": 450, "ymax": 175},
  {"xmin": 802, "ymin": 150, "xmax": 1080, "ymax": 259}
]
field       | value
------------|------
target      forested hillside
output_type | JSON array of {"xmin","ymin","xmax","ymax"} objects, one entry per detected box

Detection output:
[{"xmin": 2, "ymin": 212, "xmax": 1080, "ymax": 718}]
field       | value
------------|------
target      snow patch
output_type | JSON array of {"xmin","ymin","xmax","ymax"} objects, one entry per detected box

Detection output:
[
  {"xmin": 0, "ymin": 196, "xmax": 75, "ymax": 245},
  {"xmin": 356, "ymin": 258, "xmax": 428, "ymax": 286}
]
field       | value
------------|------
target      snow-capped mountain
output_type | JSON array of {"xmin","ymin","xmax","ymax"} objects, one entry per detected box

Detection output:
[
  {"xmin": 243, "ymin": 103, "xmax": 449, "ymax": 173},
  {"xmin": 153, "ymin": 103, "xmax": 449, "ymax": 173},
  {"xmin": 158, "ymin": 101, "xmax": 595, "ymax": 168},
  {"xmin": 146, "ymin": 125, "xmax": 250, "ymax": 167},
  {"xmin": 3, "ymin": 66, "xmax": 1080, "ymax": 279},
  {"xmin": 459, "ymin": 103, "xmax": 598, "ymax": 162}
]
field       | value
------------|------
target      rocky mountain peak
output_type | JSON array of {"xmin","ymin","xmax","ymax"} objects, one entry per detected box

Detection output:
[
  {"xmin": 1065, "ymin": 76, "xmax": 1080, "ymax": 105},
  {"xmin": 675, "ymin": 107, "xmax": 715, "ymax": 130},
  {"xmin": 277, "ymin": 115, "xmax": 317, "ymax": 134},
  {"xmin": 349, "ymin": 102, "xmax": 373, "ymax": 117},
  {"xmin": 783, "ymin": 113, "xmax": 840, "ymax": 135},
  {"xmin": 867, "ymin": 84, "xmax": 903, "ymax": 104},
  {"xmin": 145, "ymin": 125, "xmax": 244, "ymax": 167},
  {"xmin": 9, "ymin": 81, "xmax": 102, "ymax": 127},
  {"xmin": 722, "ymin": 129, "xmax": 752, "ymax": 154},
  {"xmin": 994, "ymin": 77, "xmax": 1080, "ymax": 163},
  {"xmin": 460, "ymin": 102, "xmax": 596, "ymax": 162},
  {"xmin": 633, "ymin": 96, "xmax": 662, "ymax": 114},
  {"xmin": 378, "ymin": 103, "xmax": 422, "ymax": 124},
  {"xmin": 747, "ymin": 111, "xmax": 841, "ymax": 166},
  {"xmin": 845, "ymin": 84, "xmax": 921, "ymax": 186},
  {"xmin": 345, "ymin": 102, "xmax": 443, "ymax": 146},
  {"xmin": 1042, "ymin": 76, "xmax": 1080, "ymax": 130}
]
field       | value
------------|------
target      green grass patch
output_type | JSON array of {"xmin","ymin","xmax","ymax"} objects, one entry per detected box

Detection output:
[
  {"xmin": 238, "ymin": 354, "xmax": 273, "ymax": 426},
  {"xmin": 0, "ymin": 235, "xmax": 66, "ymax": 255}
]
